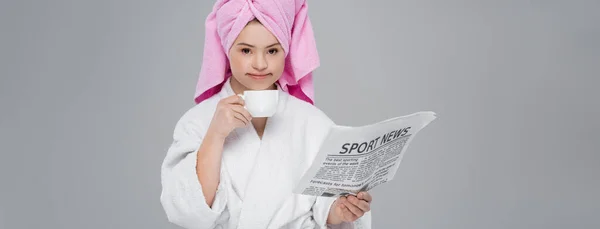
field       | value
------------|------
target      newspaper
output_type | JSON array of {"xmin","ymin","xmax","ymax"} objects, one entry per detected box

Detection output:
[{"xmin": 293, "ymin": 111, "xmax": 437, "ymax": 197}]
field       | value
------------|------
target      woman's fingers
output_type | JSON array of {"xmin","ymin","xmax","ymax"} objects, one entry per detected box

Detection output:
[
  {"xmin": 336, "ymin": 197, "xmax": 352, "ymax": 221},
  {"xmin": 232, "ymin": 112, "xmax": 250, "ymax": 126},
  {"xmin": 348, "ymin": 195, "xmax": 370, "ymax": 212},
  {"xmin": 340, "ymin": 203, "xmax": 357, "ymax": 222},
  {"xmin": 358, "ymin": 191, "xmax": 372, "ymax": 203},
  {"xmin": 221, "ymin": 94, "xmax": 245, "ymax": 106},
  {"xmin": 230, "ymin": 105, "xmax": 252, "ymax": 123},
  {"xmin": 342, "ymin": 197, "xmax": 364, "ymax": 219}
]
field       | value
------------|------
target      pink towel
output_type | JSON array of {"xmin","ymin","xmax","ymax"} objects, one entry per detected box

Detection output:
[{"xmin": 194, "ymin": 0, "xmax": 319, "ymax": 105}]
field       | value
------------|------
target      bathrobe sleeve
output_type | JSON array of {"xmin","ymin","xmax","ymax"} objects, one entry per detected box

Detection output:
[
  {"xmin": 304, "ymin": 105, "xmax": 373, "ymax": 229},
  {"xmin": 160, "ymin": 107, "xmax": 228, "ymax": 229}
]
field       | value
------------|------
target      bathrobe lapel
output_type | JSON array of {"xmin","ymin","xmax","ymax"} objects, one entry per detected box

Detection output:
[
  {"xmin": 218, "ymin": 80, "xmax": 296, "ymax": 228},
  {"xmin": 236, "ymin": 91, "xmax": 296, "ymax": 228}
]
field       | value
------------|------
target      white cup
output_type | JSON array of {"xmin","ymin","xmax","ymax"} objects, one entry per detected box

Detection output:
[{"xmin": 238, "ymin": 90, "xmax": 279, "ymax": 117}]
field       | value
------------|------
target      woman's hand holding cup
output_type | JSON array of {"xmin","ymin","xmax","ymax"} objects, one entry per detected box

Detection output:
[{"xmin": 207, "ymin": 94, "xmax": 253, "ymax": 140}]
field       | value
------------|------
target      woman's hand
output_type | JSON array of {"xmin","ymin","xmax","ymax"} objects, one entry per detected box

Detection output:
[
  {"xmin": 327, "ymin": 191, "xmax": 372, "ymax": 225},
  {"xmin": 207, "ymin": 94, "xmax": 252, "ymax": 139}
]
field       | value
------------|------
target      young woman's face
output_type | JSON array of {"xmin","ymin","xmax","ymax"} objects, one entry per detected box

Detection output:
[{"xmin": 228, "ymin": 20, "xmax": 285, "ymax": 91}]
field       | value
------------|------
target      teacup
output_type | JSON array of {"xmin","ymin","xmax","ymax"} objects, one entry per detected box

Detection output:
[{"xmin": 238, "ymin": 90, "xmax": 279, "ymax": 117}]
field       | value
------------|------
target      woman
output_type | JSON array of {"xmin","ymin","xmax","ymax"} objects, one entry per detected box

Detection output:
[{"xmin": 160, "ymin": 0, "xmax": 373, "ymax": 228}]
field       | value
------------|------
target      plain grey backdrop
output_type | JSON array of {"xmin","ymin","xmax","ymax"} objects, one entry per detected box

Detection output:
[{"xmin": 1, "ymin": 0, "xmax": 598, "ymax": 228}]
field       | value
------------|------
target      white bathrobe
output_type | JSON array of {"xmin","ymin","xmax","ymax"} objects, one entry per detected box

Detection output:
[{"xmin": 160, "ymin": 79, "xmax": 372, "ymax": 229}]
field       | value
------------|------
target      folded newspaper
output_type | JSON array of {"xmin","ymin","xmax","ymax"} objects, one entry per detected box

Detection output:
[{"xmin": 293, "ymin": 111, "xmax": 437, "ymax": 197}]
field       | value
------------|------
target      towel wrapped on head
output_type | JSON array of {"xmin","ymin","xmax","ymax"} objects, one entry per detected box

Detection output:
[{"xmin": 194, "ymin": 0, "xmax": 319, "ymax": 105}]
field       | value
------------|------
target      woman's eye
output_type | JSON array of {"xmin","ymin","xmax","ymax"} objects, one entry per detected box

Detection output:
[
  {"xmin": 241, "ymin": 48, "xmax": 250, "ymax": 54},
  {"xmin": 268, "ymin": 49, "xmax": 278, "ymax": 55}
]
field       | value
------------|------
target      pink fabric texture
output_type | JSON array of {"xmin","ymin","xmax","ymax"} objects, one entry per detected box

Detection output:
[{"xmin": 194, "ymin": 0, "xmax": 319, "ymax": 105}]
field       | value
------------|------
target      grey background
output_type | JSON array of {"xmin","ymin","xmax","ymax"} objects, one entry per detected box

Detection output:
[{"xmin": 1, "ymin": 0, "xmax": 598, "ymax": 228}]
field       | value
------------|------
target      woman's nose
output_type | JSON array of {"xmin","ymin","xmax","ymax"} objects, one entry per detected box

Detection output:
[{"xmin": 252, "ymin": 54, "xmax": 268, "ymax": 71}]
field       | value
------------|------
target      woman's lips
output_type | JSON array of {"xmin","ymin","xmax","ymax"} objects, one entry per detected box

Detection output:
[{"xmin": 247, "ymin": 73, "xmax": 270, "ymax": 79}]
